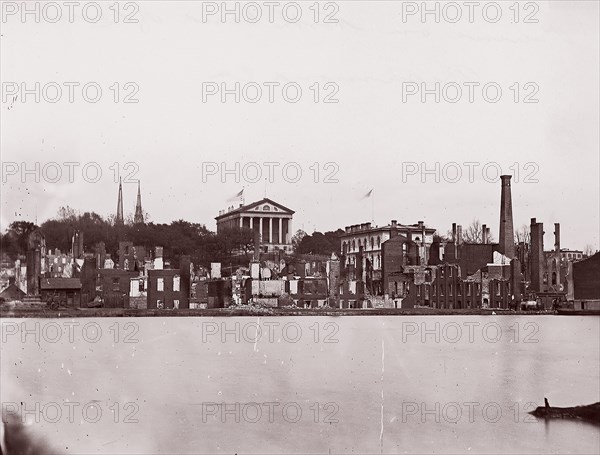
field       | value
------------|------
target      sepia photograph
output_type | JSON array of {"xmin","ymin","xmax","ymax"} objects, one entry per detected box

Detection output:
[{"xmin": 0, "ymin": 1, "xmax": 599, "ymax": 454}]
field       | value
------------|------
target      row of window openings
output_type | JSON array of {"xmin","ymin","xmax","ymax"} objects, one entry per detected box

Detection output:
[
  {"xmin": 344, "ymin": 237, "xmax": 382, "ymax": 252},
  {"xmin": 112, "ymin": 277, "xmax": 180, "ymax": 292},
  {"xmin": 344, "ymin": 235, "xmax": 426, "ymax": 252},
  {"xmin": 347, "ymin": 255, "xmax": 382, "ymax": 268},
  {"xmin": 416, "ymin": 283, "xmax": 508, "ymax": 297}
]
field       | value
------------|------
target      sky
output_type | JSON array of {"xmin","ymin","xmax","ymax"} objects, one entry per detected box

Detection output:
[{"xmin": 1, "ymin": 0, "xmax": 598, "ymax": 251}]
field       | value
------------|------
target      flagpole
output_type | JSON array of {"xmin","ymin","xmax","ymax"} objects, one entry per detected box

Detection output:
[{"xmin": 372, "ymin": 189, "xmax": 375, "ymax": 224}]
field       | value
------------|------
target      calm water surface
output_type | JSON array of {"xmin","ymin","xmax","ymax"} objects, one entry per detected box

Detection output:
[{"xmin": 1, "ymin": 315, "xmax": 598, "ymax": 454}]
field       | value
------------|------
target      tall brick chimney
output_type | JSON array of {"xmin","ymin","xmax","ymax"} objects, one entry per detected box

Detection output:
[
  {"xmin": 530, "ymin": 218, "xmax": 544, "ymax": 293},
  {"xmin": 499, "ymin": 175, "xmax": 515, "ymax": 258},
  {"xmin": 482, "ymin": 224, "xmax": 487, "ymax": 244},
  {"xmin": 554, "ymin": 223, "xmax": 560, "ymax": 252}
]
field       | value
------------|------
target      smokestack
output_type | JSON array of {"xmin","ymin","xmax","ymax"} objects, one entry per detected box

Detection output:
[
  {"xmin": 482, "ymin": 224, "xmax": 487, "ymax": 244},
  {"xmin": 530, "ymin": 218, "xmax": 544, "ymax": 293},
  {"xmin": 452, "ymin": 223, "xmax": 457, "ymax": 242},
  {"xmin": 554, "ymin": 223, "xmax": 560, "ymax": 252},
  {"xmin": 499, "ymin": 175, "xmax": 515, "ymax": 258}
]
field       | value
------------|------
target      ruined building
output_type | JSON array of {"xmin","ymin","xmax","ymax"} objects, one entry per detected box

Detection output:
[
  {"xmin": 26, "ymin": 230, "xmax": 45, "ymax": 296},
  {"xmin": 529, "ymin": 218, "xmax": 566, "ymax": 307}
]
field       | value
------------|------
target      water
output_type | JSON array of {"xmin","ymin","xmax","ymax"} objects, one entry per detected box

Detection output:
[{"xmin": 1, "ymin": 315, "xmax": 598, "ymax": 454}]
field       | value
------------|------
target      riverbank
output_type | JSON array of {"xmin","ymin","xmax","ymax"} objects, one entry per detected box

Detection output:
[{"xmin": 0, "ymin": 305, "xmax": 557, "ymax": 318}]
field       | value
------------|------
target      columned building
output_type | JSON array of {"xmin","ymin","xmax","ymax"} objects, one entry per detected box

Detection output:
[{"xmin": 215, "ymin": 198, "xmax": 295, "ymax": 253}]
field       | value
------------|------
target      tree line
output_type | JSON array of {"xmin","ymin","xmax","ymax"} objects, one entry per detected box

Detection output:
[
  {"xmin": 1, "ymin": 207, "xmax": 344, "ymax": 268},
  {"xmin": 0, "ymin": 207, "xmax": 256, "ymax": 267}
]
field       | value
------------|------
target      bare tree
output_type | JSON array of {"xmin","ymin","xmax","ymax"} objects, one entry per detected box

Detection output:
[
  {"xmin": 125, "ymin": 211, "xmax": 151, "ymax": 226},
  {"xmin": 515, "ymin": 224, "xmax": 531, "ymax": 244},
  {"xmin": 106, "ymin": 213, "xmax": 117, "ymax": 227},
  {"xmin": 583, "ymin": 244, "xmax": 596, "ymax": 257},
  {"xmin": 57, "ymin": 206, "xmax": 78, "ymax": 222},
  {"xmin": 458, "ymin": 218, "xmax": 494, "ymax": 244},
  {"xmin": 434, "ymin": 231, "xmax": 450, "ymax": 242}
]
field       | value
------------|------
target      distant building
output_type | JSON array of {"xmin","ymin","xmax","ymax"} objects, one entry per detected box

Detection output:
[
  {"xmin": 572, "ymin": 252, "xmax": 600, "ymax": 310},
  {"xmin": 411, "ymin": 263, "xmax": 483, "ymax": 309},
  {"xmin": 40, "ymin": 277, "xmax": 82, "ymax": 308},
  {"xmin": 98, "ymin": 269, "xmax": 138, "ymax": 308},
  {"xmin": 528, "ymin": 219, "xmax": 566, "ymax": 308},
  {"xmin": 118, "ymin": 241, "xmax": 146, "ymax": 271},
  {"xmin": 0, "ymin": 281, "xmax": 26, "ymax": 301},
  {"xmin": 215, "ymin": 198, "xmax": 295, "ymax": 254},
  {"xmin": 381, "ymin": 234, "xmax": 420, "ymax": 297},
  {"xmin": 340, "ymin": 220, "xmax": 435, "ymax": 272},
  {"xmin": 560, "ymin": 249, "xmax": 584, "ymax": 261},
  {"xmin": 147, "ymin": 256, "xmax": 191, "ymax": 309},
  {"xmin": 147, "ymin": 270, "xmax": 182, "ymax": 309}
]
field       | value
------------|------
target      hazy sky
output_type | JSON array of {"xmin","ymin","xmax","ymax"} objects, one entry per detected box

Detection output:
[{"xmin": 1, "ymin": 1, "xmax": 598, "ymax": 251}]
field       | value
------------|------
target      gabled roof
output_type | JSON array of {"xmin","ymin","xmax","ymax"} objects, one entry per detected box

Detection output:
[
  {"xmin": 0, "ymin": 283, "xmax": 26, "ymax": 298},
  {"xmin": 40, "ymin": 278, "xmax": 82, "ymax": 290},
  {"xmin": 215, "ymin": 198, "xmax": 295, "ymax": 220}
]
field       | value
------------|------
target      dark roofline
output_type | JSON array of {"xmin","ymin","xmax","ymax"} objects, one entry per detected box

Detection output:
[
  {"xmin": 215, "ymin": 198, "xmax": 295, "ymax": 220},
  {"xmin": 340, "ymin": 225, "xmax": 436, "ymax": 238},
  {"xmin": 381, "ymin": 234, "xmax": 412, "ymax": 244},
  {"xmin": 40, "ymin": 278, "xmax": 82, "ymax": 290}
]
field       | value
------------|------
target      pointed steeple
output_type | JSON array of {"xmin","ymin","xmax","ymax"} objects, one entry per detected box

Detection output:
[
  {"xmin": 116, "ymin": 178, "xmax": 124, "ymax": 225},
  {"xmin": 134, "ymin": 180, "xmax": 144, "ymax": 224}
]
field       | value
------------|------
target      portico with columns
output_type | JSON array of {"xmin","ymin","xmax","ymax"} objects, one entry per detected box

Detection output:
[{"xmin": 216, "ymin": 198, "xmax": 295, "ymax": 253}]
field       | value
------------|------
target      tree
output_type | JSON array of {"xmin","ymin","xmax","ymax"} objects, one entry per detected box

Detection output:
[
  {"xmin": 211, "ymin": 227, "xmax": 255, "ymax": 264},
  {"xmin": 2, "ymin": 221, "xmax": 39, "ymax": 258},
  {"xmin": 447, "ymin": 219, "xmax": 494, "ymax": 244},
  {"xmin": 463, "ymin": 219, "xmax": 492, "ymax": 243},
  {"xmin": 57, "ymin": 206, "xmax": 78, "ymax": 222},
  {"xmin": 291, "ymin": 229, "xmax": 307, "ymax": 252},
  {"xmin": 515, "ymin": 224, "xmax": 530, "ymax": 244},
  {"xmin": 583, "ymin": 244, "xmax": 596, "ymax": 257},
  {"xmin": 39, "ymin": 219, "xmax": 71, "ymax": 252},
  {"xmin": 41, "ymin": 210, "xmax": 112, "ymax": 254},
  {"xmin": 125, "ymin": 210, "xmax": 151, "ymax": 226},
  {"xmin": 296, "ymin": 230, "xmax": 343, "ymax": 255}
]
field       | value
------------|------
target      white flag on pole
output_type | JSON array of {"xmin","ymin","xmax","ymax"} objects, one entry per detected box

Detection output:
[{"xmin": 227, "ymin": 189, "xmax": 244, "ymax": 202}]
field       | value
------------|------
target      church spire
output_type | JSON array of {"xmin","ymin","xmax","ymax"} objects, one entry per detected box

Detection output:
[
  {"xmin": 116, "ymin": 178, "xmax": 124, "ymax": 225},
  {"xmin": 134, "ymin": 180, "xmax": 144, "ymax": 224}
]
